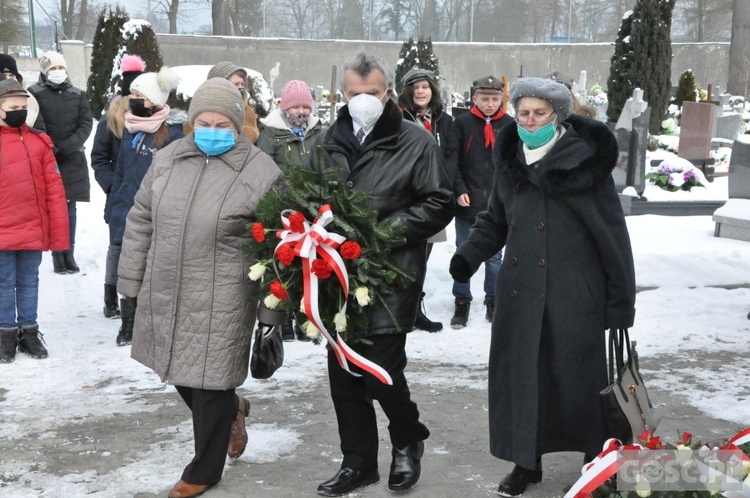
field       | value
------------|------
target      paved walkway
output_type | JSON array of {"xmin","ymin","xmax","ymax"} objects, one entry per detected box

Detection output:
[{"xmin": 0, "ymin": 343, "xmax": 744, "ymax": 497}]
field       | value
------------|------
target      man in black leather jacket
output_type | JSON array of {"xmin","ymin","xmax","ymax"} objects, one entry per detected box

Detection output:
[{"xmin": 309, "ymin": 52, "xmax": 453, "ymax": 497}]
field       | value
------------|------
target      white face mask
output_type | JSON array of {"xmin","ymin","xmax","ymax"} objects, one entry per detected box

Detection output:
[
  {"xmin": 47, "ymin": 69, "xmax": 68, "ymax": 85},
  {"xmin": 347, "ymin": 92, "xmax": 387, "ymax": 130}
]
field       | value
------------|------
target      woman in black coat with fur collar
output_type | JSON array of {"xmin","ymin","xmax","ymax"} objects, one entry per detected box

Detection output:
[{"xmin": 450, "ymin": 78, "xmax": 636, "ymax": 497}]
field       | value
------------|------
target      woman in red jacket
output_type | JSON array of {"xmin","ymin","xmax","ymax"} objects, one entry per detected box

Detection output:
[{"xmin": 0, "ymin": 79, "xmax": 69, "ymax": 363}]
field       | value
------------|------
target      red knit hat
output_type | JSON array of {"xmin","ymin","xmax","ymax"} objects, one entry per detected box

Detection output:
[{"xmin": 280, "ymin": 80, "xmax": 313, "ymax": 111}]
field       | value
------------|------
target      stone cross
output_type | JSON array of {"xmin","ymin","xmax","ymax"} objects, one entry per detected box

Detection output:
[{"xmin": 615, "ymin": 88, "xmax": 648, "ymax": 132}]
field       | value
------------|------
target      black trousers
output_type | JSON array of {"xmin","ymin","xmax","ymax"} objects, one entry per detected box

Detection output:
[
  {"xmin": 175, "ymin": 385, "xmax": 239, "ymax": 485},
  {"xmin": 327, "ymin": 333, "xmax": 430, "ymax": 470}
]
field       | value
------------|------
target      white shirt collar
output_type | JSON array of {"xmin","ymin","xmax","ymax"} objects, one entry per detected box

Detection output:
[{"xmin": 351, "ymin": 121, "xmax": 374, "ymax": 142}]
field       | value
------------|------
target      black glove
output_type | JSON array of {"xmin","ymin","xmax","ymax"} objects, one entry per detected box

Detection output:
[{"xmin": 449, "ymin": 254, "xmax": 472, "ymax": 283}]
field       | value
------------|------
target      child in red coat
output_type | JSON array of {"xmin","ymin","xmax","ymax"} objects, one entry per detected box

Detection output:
[{"xmin": 0, "ymin": 79, "xmax": 69, "ymax": 363}]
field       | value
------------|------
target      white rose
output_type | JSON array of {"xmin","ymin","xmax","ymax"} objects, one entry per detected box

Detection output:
[
  {"xmin": 300, "ymin": 298, "xmax": 306, "ymax": 314},
  {"xmin": 248, "ymin": 262, "xmax": 267, "ymax": 281},
  {"xmin": 354, "ymin": 287, "xmax": 370, "ymax": 307},
  {"xmin": 635, "ymin": 474, "xmax": 651, "ymax": 497},
  {"xmin": 264, "ymin": 294, "xmax": 282, "ymax": 309},
  {"xmin": 333, "ymin": 312, "xmax": 347, "ymax": 332},
  {"xmin": 302, "ymin": 321, "xmax": 320, "ymax": 340}
]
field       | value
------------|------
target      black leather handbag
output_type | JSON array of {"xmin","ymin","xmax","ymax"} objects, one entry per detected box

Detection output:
[
  {"xmin": 600, "ymin": 328, "xmax": 660, "ymax": 443},
  {"xmin": 250, "ymin": 324, "xmax": 284, "ymax": 379}
]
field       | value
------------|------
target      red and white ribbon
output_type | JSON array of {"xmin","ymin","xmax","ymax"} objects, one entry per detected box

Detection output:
[
  {"xmin": 276, "ymin": 205, "xmax": 393, "ymax": 385},
  {"xmin": 728, "ymin": 427, "xmax": 750, "ymax": 447},
  {"xmin": 564, "ymin": 439, "xmax": 644, "ymax": 498}
]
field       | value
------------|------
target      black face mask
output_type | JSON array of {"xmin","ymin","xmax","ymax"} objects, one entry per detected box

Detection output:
[
  {"xmin": 3, "ymin": 109, "xmax": 27, "ymax": 128},
  {"xmin": 238, "ymin": 87, "xmax": 245, "ymax": 97},
  {"xmin": 129, "ymin": 98, "xmax": 151, "ymax": 118}
]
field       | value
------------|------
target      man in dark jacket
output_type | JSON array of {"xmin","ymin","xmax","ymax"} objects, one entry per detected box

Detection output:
[
  {"xmin": 28, "ymin": 51, "xmax": 92, "ymax": 274},
  {"xmin": 446, "ymin": 76, "xmax": 514, "ymax": 328},
  {"xmin": 309, "ymin": 52, "xmax": 453, "ymax": 497}
]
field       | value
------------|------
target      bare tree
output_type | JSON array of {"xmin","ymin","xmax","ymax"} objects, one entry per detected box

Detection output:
[
  {"xmin": 728, "ymin": 0, "xmax": 750, "ymax": 95},
  {"xmin": 59, "ymin": 0, "xmax": 100, "ymax": 41},
  {"xmin": 674, "ymin": 0, "xmax": 732, "ymax": 41},
  {"xmin": 212, "ymin": 0, "xmax": 230, "ymax": 35},
  {"xmin": 229, "ymin": 0, "xmax": 263, "ymax": 36}
]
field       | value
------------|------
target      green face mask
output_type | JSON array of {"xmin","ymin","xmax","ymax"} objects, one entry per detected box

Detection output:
[{"xmin": 517, "ymin": 121, "xmax": 557, "ymax": 149}]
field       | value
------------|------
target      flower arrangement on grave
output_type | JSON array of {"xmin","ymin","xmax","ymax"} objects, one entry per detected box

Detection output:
[
  {"xmin": 646, "ymin": 156, "xmax": 706, "ymax": 192},
  {"xmin": 660, "ymin": 118, "xmax": 677, "ymax": 135},
  {"xmin": 564, "ymin": 428, "xmax": 750, "ymax": 498},
  {"xmin": 245, "ymin": 150, "xmax": 413, "ymax": 384}
]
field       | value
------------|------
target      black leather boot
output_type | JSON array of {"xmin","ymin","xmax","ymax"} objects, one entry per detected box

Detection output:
[
  {"xmin": 414, "ymin": 292, "xmax": 443, "ymax": 332},
  {"xmin": 18, "ymin": 325, "xmax": 48, "ymax": 359},
  {"xmin": 104, "ymin": 284, "xmax": 120, "ymax": 318},
  {"xmin": 64, "ymin": 251, "xmax": 80, "ymax": 273},
  {"xmin": 485, "ymin": 301, "xmax": 495, "ymax": 323},
  {"xmin": 0, "ymin": 327, "xmax": 19, "ymax": 363},
  {"xmin": 497, "ymin": 460, "xmax": 543, "ymax": 497},
  {"xmin": 52, "ymin": 252, "xmax": 67, "ymax": 274},
  {"xmin": 450, "ymin": 298, "xmax": 471, "ymax": 329},
  {"xmin": 116, "ymin": 298, "xmax": 135, "ymax": 346}
]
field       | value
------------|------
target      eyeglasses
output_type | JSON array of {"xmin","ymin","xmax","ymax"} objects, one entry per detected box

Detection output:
[{"xmin": 515, "ymin": 110, "xmax": 556, "ymax": 125}]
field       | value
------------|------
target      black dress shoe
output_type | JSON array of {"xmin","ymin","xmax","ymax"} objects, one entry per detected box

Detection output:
[
  {"xmin": 388, "ymin": 440, "xmax": 424, "ymax": 492},
  {"xmin": 497, "ymin": 464, "xmax": 542, "ymax": 497},
  {"xmin": 317, "ymin": 467, "xmax": 379, "ymax": 496}
]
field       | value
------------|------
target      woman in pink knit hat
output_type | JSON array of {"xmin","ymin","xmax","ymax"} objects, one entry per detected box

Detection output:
[{"xmin": 256, "ymin": 79, "xmax": 326, "ymax": 342}]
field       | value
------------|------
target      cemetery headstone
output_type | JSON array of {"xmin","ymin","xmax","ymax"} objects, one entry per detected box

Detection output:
[
  {"xmin": 612, "ymin": 88, "xmax": 649, "ymax": 195},
  {"xmin": 678, "ymin": 101, "xmax": 717, "ymax": 179},
  {"xmin": 715, "ymin": 113, "xmax": 743, "ymax": 142},
  {"xmin": 728, "ymin": 139, "xmax": 750, "ymax": 199}
]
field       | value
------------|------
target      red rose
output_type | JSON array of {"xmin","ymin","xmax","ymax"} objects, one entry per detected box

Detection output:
[
  {"xmin": 340, "ymin": 241, "xmax": 362, "ymax": 260},
  {"xmin": 311, "ymin": 259, "xmax": 332, "ymax": 279},
  {"xmin": 252, "ymin": 222, "xmax": 266, "ymax": 243},
  {"xmin": 269, "ymin": 280, "xmax": 288, "ymax": 300},
  {"xmin": 277, "ymin": 243, "xmax": 296, "ymax": 266},
  {"xmin": 288, "ymin": 212, "xmax": 306, "ymax": 233}
]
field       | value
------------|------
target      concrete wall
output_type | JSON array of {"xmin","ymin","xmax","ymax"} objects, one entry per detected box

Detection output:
[{"xmin": 154, "ymin": 35, "xmax": 730, "ymax": 98}]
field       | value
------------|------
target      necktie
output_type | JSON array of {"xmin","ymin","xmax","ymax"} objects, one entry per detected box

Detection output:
[
  {"xmin": 356, "ymin": 128, "xmax": 366, "ymax": 144},
  {"xmin": 421, "ymin": 115, "xmax": 432, "ymax": 133}
]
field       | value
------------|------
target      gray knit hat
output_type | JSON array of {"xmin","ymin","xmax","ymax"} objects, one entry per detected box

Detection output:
[
  {"xmin": 0, "ymin": 78, "xmax": 29, "ymax": 98},
  {"xmin": 207, "ymin": 61, "xmax": 247, "ymax": 81},
  {"xmin": 189, "ymin": 78, "xmax": 245, "ymax": 132},
  {"xmin": 509, "ymin": 77, "xmax": 573, "ymax": 122}
]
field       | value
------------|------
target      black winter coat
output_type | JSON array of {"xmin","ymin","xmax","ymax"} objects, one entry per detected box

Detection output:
[
  {"xmin": 455, "ymin": 115, "xmax": 636, "ymax": 469},
  {"xmin": 28, "ymin": 76, "xmax": 93, "ymax": 202},
  {"xmin": 401, "ymin": 107, "xmax": 455, "ymax": 165},
  {"xmin": 447, "ymin": 109, "xmax": 514, "ymax": 218},
  {"xmin": 310, "ymin": 100, "xmax": 454, "ymax": 338},
  {"xmin": 90, "ymin": 117, "xmax": 121, "ymax": 223}
]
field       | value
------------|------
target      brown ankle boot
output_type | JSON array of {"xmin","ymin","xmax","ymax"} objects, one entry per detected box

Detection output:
[{"xmin": 227, "ymin": 397, "xmax": 250, "ymax": 458}]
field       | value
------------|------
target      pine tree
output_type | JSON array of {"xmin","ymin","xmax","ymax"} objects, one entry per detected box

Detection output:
[
  {"xmin": 606, "ymin": 11, "xmax": 636, "ymax": 123},
  {"xmin": 675, "ymin": 69, "xmax": 697, "ymax": 108},
  {"xmin": 394, "ymin": 37, "xmax": 441, "ymax": 94},
  {"xmin": 605, "ymin": 0, "xmax": 676, "ymax": 133},
  {"xmin": 630, "ymin": 0, "xmax": 676, "ymax": 134},
  {"xmin": 87, "ymin": 7, "xmax": 130, "ymax": 117},
  {"xmin": 106, "ymin": 20, "xmax": 164, "ymax": 102}
]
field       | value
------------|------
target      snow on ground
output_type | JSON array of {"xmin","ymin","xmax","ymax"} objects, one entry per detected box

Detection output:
[{"xmin": 0, "ymin": 124, "xmax": 749, "ymax": 496}]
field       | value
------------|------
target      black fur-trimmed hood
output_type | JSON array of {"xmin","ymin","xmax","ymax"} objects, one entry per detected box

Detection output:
[{"xmin": 497, "ymin": 114, "xmax": 618, "ymax": 195}]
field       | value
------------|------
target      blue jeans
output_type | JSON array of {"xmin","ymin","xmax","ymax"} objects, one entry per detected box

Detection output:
[
  {"xmin": 452, "ymin": 216, "xmax": 503, "ymax": 304},
  {"xmin": 0, "ymin": 250, "xmax": 43, "ymax": 328},
  {"xmin": 68, "ymin": 201, "xmax": 77, "ymax": 252}
]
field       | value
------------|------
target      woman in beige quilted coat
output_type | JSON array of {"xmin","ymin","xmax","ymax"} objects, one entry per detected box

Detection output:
[{"xmin": 117, "ymin": 78, "xmax": 281, "ymax": 498}]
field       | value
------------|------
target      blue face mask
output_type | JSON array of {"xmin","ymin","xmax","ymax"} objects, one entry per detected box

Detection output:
[
  {"xmin": 517, "ymin": 121, "xmax": 557, "ymax": 149},
  {"xmin": 194, "ymin": 127, "xmax": 236, "ymax": 156}
]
